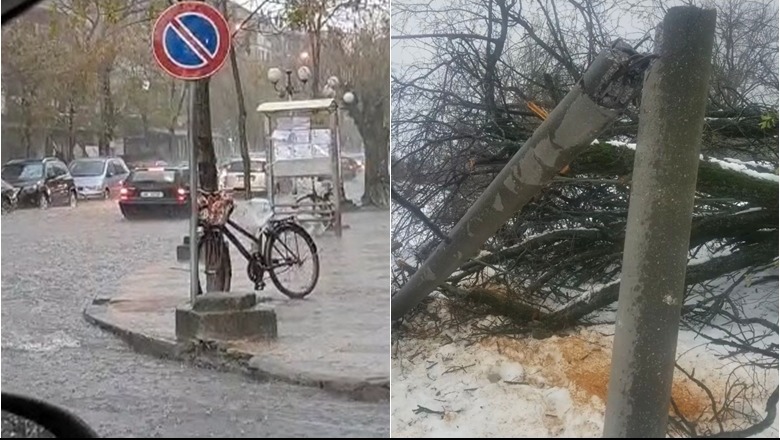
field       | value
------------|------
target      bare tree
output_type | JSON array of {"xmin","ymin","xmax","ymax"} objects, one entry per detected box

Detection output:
[
  {"xmin": 391, "ymin": 0, "xmax": 778, "ymax": 435},
  {"xmin": 322, "ymin": 4, "xmax": 390, "ymax": 207},
  {"xmin": 52, "ymin": 0, "xmax": 157, "ymax": 156}
]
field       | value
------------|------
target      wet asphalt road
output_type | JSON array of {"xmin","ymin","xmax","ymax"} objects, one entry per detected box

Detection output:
[{"xmin": 1, "ymin": 193, "xmax": 389, "ymax": 438}]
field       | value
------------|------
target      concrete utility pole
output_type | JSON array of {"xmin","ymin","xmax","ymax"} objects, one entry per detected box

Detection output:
[
  {"xmin": 603, "ymin": 6, "xmax": 717, "ymax": 438},
  {"xmin": 391, "ymin": 41, "xmax": 650, "ymax": 320}
]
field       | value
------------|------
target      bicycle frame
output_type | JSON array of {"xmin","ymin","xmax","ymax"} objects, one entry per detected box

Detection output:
[{"xmin": 201, "ymin": 217, "xmax": 305, "ymax": 271}]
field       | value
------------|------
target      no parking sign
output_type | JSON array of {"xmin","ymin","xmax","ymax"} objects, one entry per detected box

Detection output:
[{"xmin": 152, "ymin": 1, "xmax": 231, "ymax": 80}]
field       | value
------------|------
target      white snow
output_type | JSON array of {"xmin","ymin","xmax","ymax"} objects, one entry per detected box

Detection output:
[
  {"xmin": 722, "ymin": 157, "xmax": 776, "ymax": 172},
  {"xmin": 591, "ymin": 139, "xmax": 637, "ymax": 150},
  {"xmin": 734, "ymin": 207, "xmax": 766, "ymax": 215},
  {"xmin": 392, "ymin": 333, "xmax": 606, "ymax": 438},
  {"xmin": 593, "ymin": 139, "xmax": 779, "ymax": 182},
  {"xmin": 523, "ymin": 227, "xmax": 600, "ymax": 243},
  {"xmin": 704, "ymin": 156, "xmax": 779, "ymax": 182},
  {"xmin": 393, "ymin": 268, "xmax": 779, "ymax": 438}
]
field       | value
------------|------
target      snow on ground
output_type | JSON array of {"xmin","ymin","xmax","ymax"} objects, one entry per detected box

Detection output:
[
  {"xmin": 393, "ymin": 269, "xmax": 779, "ymax": 438},
  {"xmin": 392, "ymin": 325, "xmax": 607, "ymax": 438},
  {"xmin": 393, "ymin": 323, "xmax": 778, "ymax": 438}
]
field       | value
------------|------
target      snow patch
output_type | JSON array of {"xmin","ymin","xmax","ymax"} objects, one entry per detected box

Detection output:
[
  {"xmin": 395, "ymin": 268, "xmax": 779, "ymax": 438},
  {"xmin": 704, "ymin": 156, "xmax": 779, "ymax": 182},
  {"xmin": 594, "ymin": 139, "xmax": 779, "ymax": 181}
]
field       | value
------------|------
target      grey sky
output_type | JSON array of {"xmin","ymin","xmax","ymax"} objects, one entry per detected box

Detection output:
[{"xmin": 390, "ymin": 0, "xmax": 689, "ymax": 69}]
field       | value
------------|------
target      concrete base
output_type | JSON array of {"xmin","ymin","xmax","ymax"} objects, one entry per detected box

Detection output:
[
  {"xmin": 193, "ymin": 292, "xmax": 257, "ymax": 312},
  {"xmin": 176, "ymin": 293, "xmax": 277, "ymax": 342},
  {"xmin": 176, "ymin": 244, "xmax": 190, "ymax": 262}
]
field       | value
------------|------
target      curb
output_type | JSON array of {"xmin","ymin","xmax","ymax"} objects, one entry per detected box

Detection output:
[{"xmin": 82, "ymin": 300, "xmax": 389, "ymax": 402}]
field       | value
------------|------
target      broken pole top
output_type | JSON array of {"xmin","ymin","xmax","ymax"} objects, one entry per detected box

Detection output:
[{"xmin": 256, "ymin": 98, "xmax": 337, "ymax": 114}]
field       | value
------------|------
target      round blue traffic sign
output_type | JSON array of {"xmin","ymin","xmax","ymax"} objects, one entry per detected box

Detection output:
[{"xmin": 153, "ymin": 2, "xmax": 230, "ymax": 80}]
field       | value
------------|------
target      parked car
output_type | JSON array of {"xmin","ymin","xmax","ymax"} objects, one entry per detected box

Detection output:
[
  {"xmin": 1, "ymin": 179, "xmax": 20, "ymax": 214},
  {"xmin": 118, "ymin": 167, "xmax": 190, "ymax": 219},
  {"xmin": 219, "ymin": 158, "xmax": 267, "ymax": 194},
  {"xmin": 341, "ymin": 157, "xmax": 361, "ymax": 180},
  {"xmin": 69, "ymin": 157, "xmax": 130, "ymax": 200},
  {"xmin": 1, "ymin": 158, "xmax": 77, "ymax": 209}
]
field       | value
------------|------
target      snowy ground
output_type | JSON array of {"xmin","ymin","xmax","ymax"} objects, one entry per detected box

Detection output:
[{"xmin": 392, "ymin": 270, "xmax": 779, "ymax": 438}]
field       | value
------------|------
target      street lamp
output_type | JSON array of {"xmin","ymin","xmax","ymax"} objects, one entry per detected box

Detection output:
[
  {"xmin": 266, "ymin": 66, "xmax": 355, "ymax": 105},
  {"xmin": 267, "ymin": 66, "xmax": 310, "ymax": 101}
]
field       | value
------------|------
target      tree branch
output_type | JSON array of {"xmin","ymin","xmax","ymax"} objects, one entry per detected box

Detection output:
[{"xmin": 391, "ymin": 187, "xmax": 451, "ymax": 244}]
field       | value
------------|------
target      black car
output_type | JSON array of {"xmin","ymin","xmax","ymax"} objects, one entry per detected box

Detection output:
[
  {"xmin": 1, "ymin": 179, "xmax": 19, "ymax": 214},
  {"xmin": 1, "ymin": 158, "xmax": 78, "ymax": 209},
  {"xmin": 118, "ymin": 167, "xmax": 190, "ymax": 219}
]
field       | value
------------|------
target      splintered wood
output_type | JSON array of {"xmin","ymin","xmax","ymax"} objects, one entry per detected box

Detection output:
[{"xmin": 484, "ymin": 333, "xmax": 712, "ymax": 420}]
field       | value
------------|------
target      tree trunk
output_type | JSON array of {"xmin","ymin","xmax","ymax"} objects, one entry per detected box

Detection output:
[
  {"xmin": 193, "ymin": 79, "xmax": 218, "ymax": 191},
  {"xmin": 141, "ymin": 112, "xmax": 150, "ymax": 153},
  {"xmin": 192, "ymin": 78, "xmax": 230, "ymax": 292},
  {"xmin": 98, "ymin": 63, "xmax": 114, "ymax": 156},
  {"xmin": 309, "ymin": 30, "xmax": 320, "ymax": 98},
  {"xmin": 391, "ymin": 42, "xmax": 648, "ymax": 320},
  {"xmin": 23, "ymin": 122, "xmax": 32, "ymax": 158},
  {"xmin": 168, "ymin": 81, "xmax": 187, "ymax": 162},
  {"xmin": 572, "ymin": 142, "xmax": 778, "ymax": 209},
  {"xmin": 66, "ymin": 99, "xmax": 75, "ymax": 162},
  {"xmin": 603, "ymin": 7, "xmax": 716, "ymax": 438},
  {"xmin": 21, "ymin": 94, "xmax": 32, "ymax": 157},
  {"xmin": 357, "ymin": 104, "xmax": 390, "ymax": 207},
  {"xmin": 222, "ymin": 0, "xmax": 251, "ymax": 199}
]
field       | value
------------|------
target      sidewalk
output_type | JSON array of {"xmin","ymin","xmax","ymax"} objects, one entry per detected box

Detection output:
[{"xmin": 84, "ymin": 210, "xmax": 390, "ymax": 401}]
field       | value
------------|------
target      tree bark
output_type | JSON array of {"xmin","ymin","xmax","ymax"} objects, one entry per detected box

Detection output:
[
  {"xmin": 309, "ymin": 29, "xmax": 321, "ymax": 98},
  {"xmin": 141, "ymin": 112, "xmax": 150, "ymax": 153},
  {"xmin": 98, "ymin": 62, "xmax": 114, "ymax": 156},
  {"xmin": 603, "ymin": 7, "xmax": 717, "ymax": 438},
  {"xmin": 66, "ymin": 98, "xmax": 75, "ymax": 162},
  {"xmin": 391, "ymin": 42, "xmax": 648, "ymax": 320},
  {"xmin": 192, "ymin": 77, "xmax": 230, "ymax": 292},
  {"xmin": 222, "ymin": 0, "xmax": 251, "ymax": 199},
  {"xmin": 193, "ymin": 79, "xmax": 218, "ymax": 191},
  {"xmin": 572, "ymin": 142, "xmax": 778, "ymax": 209},
  {"xmin": 357, "ymin": 102, "xmax": 390, "ymax": 208}
]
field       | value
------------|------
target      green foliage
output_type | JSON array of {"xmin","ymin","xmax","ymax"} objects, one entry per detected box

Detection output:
[
  {"xmin": 283, "ymin": 0, "xmax": 316, "ymax": 30},
  {"xmin": 759, "ymin": 110, "xmax": 778, "ymax": 131},
  {"xmin": 283, "ymin": 0, "xmax": 363, "ymax": 31}
]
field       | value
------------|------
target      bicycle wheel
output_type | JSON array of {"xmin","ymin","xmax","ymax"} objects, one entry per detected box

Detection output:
[
  {"xmin": 196, "ymin": 228, "xmax": 232, "ymax": 295},
  {"xmin": 265, "ymin": 222, "xmax": 319, "ymax": 299},
  {"xmin": 296, "ymin": 194, "xmax": 333, "ymax": 230}
]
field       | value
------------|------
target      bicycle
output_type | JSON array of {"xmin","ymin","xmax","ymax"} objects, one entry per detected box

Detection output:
[
  {"xmin": 196, "ymin": 189, "xmax": 320, "ymax": 299},
  {"xmin": 294, "ymin": 177, "xmax": 335, "ymax": 230}
]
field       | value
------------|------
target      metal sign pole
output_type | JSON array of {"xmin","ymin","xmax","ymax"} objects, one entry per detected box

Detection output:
[
  {"xmin": 265, "ymin": 114, "xmax": 275, "ymax": 207},
  {"xmin": 150, "ymin": 1, "xmax": 230, "ymax": 305},
  {"xmin": 188, "ymin": 81, "xmax": 199, "ymax": 303}
]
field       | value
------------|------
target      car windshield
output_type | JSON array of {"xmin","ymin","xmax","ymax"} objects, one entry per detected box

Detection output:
[
  {"xmin": 227, "ymin": 160, "xmax": 265, "ymax": 172},
  {"xmin": 128, "ymin": 170, "xmax": 176, "ymax": 183},
  {"xmin": 2, "ymin": 163, "xmax": 43, "ymax": 180},
  {"xmin": 69, "ymin": 160, "xmax": 106, "ymax": 177}
]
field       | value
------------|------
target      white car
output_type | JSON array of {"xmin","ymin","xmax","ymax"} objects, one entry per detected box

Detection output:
[{"xmin": 219, "ymin": 158, "xmax": 267, "ymax": 194}]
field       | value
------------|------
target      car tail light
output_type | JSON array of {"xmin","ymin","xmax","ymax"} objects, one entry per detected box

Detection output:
[
  {"xmin": 176, "ymin": 187, "xmax": 189, "ymax": 203},
  {"xmin": 119, "ymin": 187, "xmax": 134, "ymax": 201}
]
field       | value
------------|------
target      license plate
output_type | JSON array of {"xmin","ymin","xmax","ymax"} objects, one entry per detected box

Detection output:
[{"xmin": 141, "ymin": 191, "xmax": 163, "ymax": 198}]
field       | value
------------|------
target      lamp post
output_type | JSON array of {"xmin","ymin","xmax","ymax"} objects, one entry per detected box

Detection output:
[
  {"xmin": 267, "ymin": 66, "xmax": 311, "ymax": 102},
  {"xmin": 265, "ymin": 64, "xmax": 355, "ymax": 199}
]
